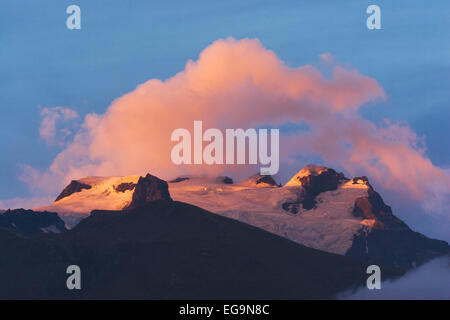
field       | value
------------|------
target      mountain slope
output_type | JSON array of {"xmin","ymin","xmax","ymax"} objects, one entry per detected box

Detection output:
[
  {"xmin": 37, "ymin": 175, "xmax": 141, "ymax": 227},
  {"xmin": 0, "ymin": 199, "xmax": 382, "ymax": 299},
  {"xmin": 37, "ymin": 167, "xmax": 450, "ymax": 269},
  {"xmin": 0, "ymin": 208, "xmax": 67, "ymax": 234}
]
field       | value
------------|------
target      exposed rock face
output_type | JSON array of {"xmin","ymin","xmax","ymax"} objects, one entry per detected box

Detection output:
[
  {"xmin": 352, "ymin": 186, "xmax": 408, "ymax": 231},
  {"xmin": 55, "ymin": 180, "xmax": 92, "ymax": 202},
  {"xmin": 282, "ymin": 165, "xmax": 347, "ymax": 212},
  {"xmin": 169, "ymin": 177, "xmax": 190, "ymax": 183},
  {"xmin": 285, "ymin": 164, "xmax": 331, "ymax": 186},
  {"xmin": 352, "ymin": 176, "xmax": 369, "ymax": 185},
  {"xmin": 281, "ymin": 201, "xmax": 300, "ymax": 214},
  {"xmin": 242, "ymin": 173, "xmax": 279, "ymax": 187},
  {"xmin": 255, "ymin": 175, "xmax": 278, "ymax": 186},
  {"xmin": 347, "ymin": 226, "xmax": 449, "ymax": 268},
  {"xmin": 114, "ymin": 182, "xmax": 136, "ymax": 193},
  {"xmin": 125, "ymin": 174, "xmax": 172, "ymax": 210},
  {"xmin": 299, "ymin": 167, "xmax": 347, "ymax": 209},
  {"xmin": 277, "ymin": 165, "xmax": 450, "ymax": 268},
  {"xmin": 0, "ymin": 200, "xmax": 382, "ymax": 299},
  {"xmin": 0, "ymin": 209, "xmax": 67, "ymax": 234},
  {"xmin": 346, "ymin": 184, "xmax": 450, "ymax": 267},
  {"xmin": 219, "ymin": 176, "xmax": 234, "ymax": 184}
]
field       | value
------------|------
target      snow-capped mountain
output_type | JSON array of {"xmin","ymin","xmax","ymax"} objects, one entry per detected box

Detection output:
[
  {"xmin": 36, "ymin": 165, "xmax": 449, "ymax": 268},
  {"xmin": 0, "ymin": 173, "xmax": 373, "ymax": 299},
  {"xmin": 37, "ymin": 175, "xmax": 141, "ymax": 227}
]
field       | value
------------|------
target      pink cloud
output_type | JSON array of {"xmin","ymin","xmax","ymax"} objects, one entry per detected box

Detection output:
[
  {"xmin": 39, "ymin": 106, "xmax": 79, "ymax": 146},
  {"xmin": 21, "ymin": 37, "xmax": 450, "ymax": 212},
  {"xmin": 0, "ymin": 196, "xmax": 54, "ymax": 210}
]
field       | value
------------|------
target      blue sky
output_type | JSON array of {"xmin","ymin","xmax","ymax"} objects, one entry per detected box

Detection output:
[{"xmin": 1, "ymin": 0, "xmax": 449, "ymax": 203}]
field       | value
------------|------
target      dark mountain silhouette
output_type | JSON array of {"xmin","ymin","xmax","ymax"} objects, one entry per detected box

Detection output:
[
  {"xmin": 4, "ymin": 171, "xmax": 447, "ymax": 299},
  {"xmin": 0, "ymin": 199, "xmax": 400, "ymax": 299},
  {"xmin": 0, "ymin": 208, "xmax": 67, "ymax": 234}
]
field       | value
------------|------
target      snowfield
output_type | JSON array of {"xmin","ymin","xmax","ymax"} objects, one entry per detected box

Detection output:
[
  {"xmin": 169, "ymin": 176, "xmax": 369, "ymax": 254},
  {"xmin": 37, "ymin": 175, "xmax": 140, "ymax": 228}
]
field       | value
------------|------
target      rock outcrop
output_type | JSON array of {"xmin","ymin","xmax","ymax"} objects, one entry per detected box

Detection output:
[
  {"xmin": 352, "ymin": 185, "xmax": 408, "ymax": 231},
  {"xmin": 114, "ymin": 182, "xmax": 136, "ymax": 193},
  {"xmin": 169, "ymin": 177, "xmax": 190, "ymax": 183},
  {"xmin": 346, "ymin": 183, "xmax": 449, "ymax": 267},
  {"xmin": 283, "ymin": 165, "xmax": 347, "ymax": 211},
  {"xmin": 298, "ymin": 167, "xmax": 347, "ymax": 209},
  {"xmin": 278, "ymin": 165, "xmax": 450, "ymax": 268},
  {"xmin": 125, "ymin": 174, "xmax": 172, "ymax": 210},
  {"xmin": 55, "ymin": 180, "xmax": 92, "ymax": 202},
  {"xmin": 241, "ymin": 173, "xmax": 279, "ymax": 187},
  {"xmin": 219, "ymin": 176, "xmax": 234, "ymax": 184}
]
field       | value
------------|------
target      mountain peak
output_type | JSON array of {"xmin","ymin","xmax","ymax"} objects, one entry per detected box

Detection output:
[
  {"xmin": 33, "ymin": 167, "xmax": 449, "ymax": 269},
  {"xmin": 285, "ymin": 164, "xmax": 347, "ymax": 187},
  {"xmin": 285, "ymin": 164, "xmax": 333, "ymax": 186},
  {"xmin": 125, "ymin": 173, "xmax": 172, "ymax": 210},
  {"xmin": 55, "ymin": 180, "xmax": 92, "ymax": 202},
  {"xmin": 283, "ymin": 165, "xmax": 347, "ymax": 210},
  {"xmin": 241, "ymin": 173, "xmax": 279, "ymax": 187}
]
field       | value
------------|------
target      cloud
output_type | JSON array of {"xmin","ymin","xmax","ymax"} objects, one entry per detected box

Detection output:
[
  {"xmin": 0, "ymin": 196, "xmax": 55, "ymax": 210},
  {"xmin": 39, "ymin": 106, "xmax": 78, "ymax": 146},
  {"xmin": 339, "ymin": 257, "xmax": 450, "ymax": 299},
  {"xmin": 21, "ymin": 38, "xmax": 450, "ymax": 212},
  {"xmin": 318, "ymin": 52, "xmax": 336, "ymax": 64}
]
